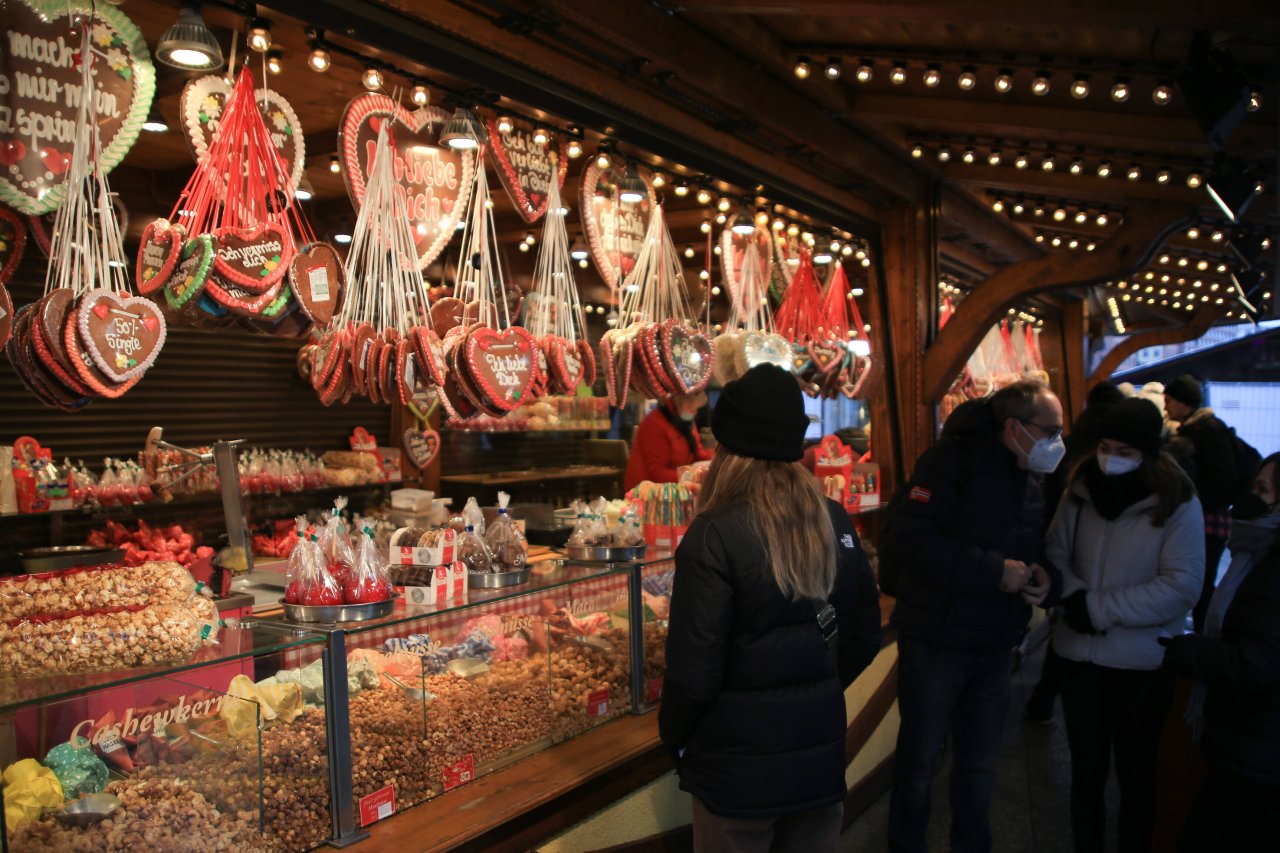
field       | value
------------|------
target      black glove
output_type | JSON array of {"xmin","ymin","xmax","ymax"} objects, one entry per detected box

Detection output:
[{"xmin": 1062, "ymin": 590, "xmax": 1098, "ymax": 635}]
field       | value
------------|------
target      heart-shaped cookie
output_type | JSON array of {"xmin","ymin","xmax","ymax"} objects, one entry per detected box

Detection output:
[
  {"xmin": 465, "ymin": 326, "xmax": 536, "ymax": 411},
  {"xmin": 577, "ymin": 338, "xmax": 597, "ymax": 387},
  {"xmin": 410, "ymin": 325, "xmax": 448, "ymax": 387},
  {"xmin": 64, "ymin": 302, "xmax": 142, "ymax": 400},
  {"xmin": 349, "ymin": 323, "xmax": 377, "ymax": 391},
  {"xmin": 33, "ymin": 289, "xmax": 92, "ymax": 396},
  {"xmin": 661, "ymin": 323, "xmax": 713, "ymax": 394},
  {"xmin": 165, "ymin": 235, "xmax": 218, "ymax": 310},
  {"xmin": 0, "ymin": 282, "xmax": 12, "ymax": 350},
  {"xmin": 289, "ymin": 242, "xmax": 345, "ymax": 328},
  {"xmin": 430, "ymin": 296, "xmax": 465, "ymax": 335},
  {"xmin": 403, "ymin": 427, "xmax": 440, "ymax": 470},
  {"xmin": 135, "ymin": 219, "xmax": 185, "ymax": 296},
  {"xmin": 808, "ymin": 341, "xmax": 844, "ymax": 375},
  {"xmin": 720, "ymin": 217, "xmax": 774, "ymax": 312},
  {"xmin": 578, "ymin": 159, "xmax": 657, "ymax": 291},
  {"xmin": 546, "ymin": 335, "xmax": 584, "ymax": 393},
  {"xmin": 340, "ymin": 95, "xmax": 475, "ymax": 270},
  {"xmin": 180, "ymin": 75, "xmax": 306, "ymax": 193},
  {"xmin": 484, "ymin": 116, "xmax": 568, "ymax": 223},
  {"xmin": 0, "ymin": 204, "xmax": 27, "ymax": 286},
  {"xmin": 213, "ymin": 224, "xmax": 292, "ymax": 292},
  {"xmin": 77, "ymin": 289, "xmax": 167, "ymax": 382},
  {"xmin": 742, "ymin": 331, "xmax": 793, "ymax": 372}
]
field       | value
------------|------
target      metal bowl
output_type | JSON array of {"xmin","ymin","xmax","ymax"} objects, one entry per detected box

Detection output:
[
  {"xmin": 55, "ymin": 793, "xmax": 123, "ymax": 827},
  {"xmin": 279, "ymin": 595, "xmax": 396, "ymax": 623},
  {"xmin": 563, "ymin": 543, "xmax": 647, "ymax": 563},
  {"xmin": 468, "ymin": 568, "xmax": 530, "ymax": 588},
  {"xmin": 19, "ymin": 546, "xmax": 125, "ymax": 573}
]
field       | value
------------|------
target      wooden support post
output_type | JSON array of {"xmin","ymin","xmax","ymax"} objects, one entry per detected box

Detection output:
[
  {"xmin": 1060, "ymin": 302, "xmax": 1088, "ymax": 420},
  {"xmin": 1087, "ymin": 308, "xmax": 1216, "ymax": 387},
  {"xmin": 922, "ymin": 202, "xmax": 1190, "ymax": 403}
]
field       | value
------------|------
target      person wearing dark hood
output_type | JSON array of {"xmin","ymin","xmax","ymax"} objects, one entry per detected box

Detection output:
[
  {"xmin": 660, "ymin": 364, "xmax": 881, "ymax": 852},
  {"xmin": 886, "ymin": 380, "xmax": 1063, "ymax": 853},
  {"xmin": 1047, "ymin": 397, "xmax": 1204, "ymax": 853},
  {"xmin": 624, "ymin": 390, "xmax": 713, "ymax": 491},
  {"xmin": 1164, "ymin": 373, "xmax": 1239, "ymax": 629},
  {"xmin": 1162, "ymin": 452, "xmax": 1280, "ymax": 852}
]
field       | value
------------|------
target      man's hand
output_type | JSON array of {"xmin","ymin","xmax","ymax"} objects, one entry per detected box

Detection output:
[
  {"xmin": 1020, "ymin": 564, "xmax": 1051, "ymax": 606},
  {"xmin": 1000, "ymin": 559, "xmax": 1030, "ymax": 593},
  {"xmin": 1062, "ymin": 590, "xmax": 1099, "ymax": 634}
]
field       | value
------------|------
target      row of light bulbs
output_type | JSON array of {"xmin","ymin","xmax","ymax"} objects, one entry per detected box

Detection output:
[
  {"xmin": 990, "ymin": 196, "xmax": 1118, "ymax": 227},
  {"xmin": 1002, "ymin": 308, "xmax": 1045, "ymax": 327},
  {"xmin": 1105, "ymin": 296, "xmax": 1127, "ymax": 334},
  {"xmin": 792, "ymin": 55, "xmax": 1264, "ymax": 112},
  {"xmin": 1032, "ymin": 232, "xmax": 1099, "ymax": 251},
  {"xmin": 910, "ymin": 142, "xmax": 1229, "ymax": 189}
]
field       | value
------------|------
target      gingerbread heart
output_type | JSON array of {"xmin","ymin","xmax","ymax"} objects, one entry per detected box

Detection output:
[
  {"xmin": 430, "ymin": 297, "xmax": 465, "ymax": 334},
  {"xmin": 465, "ymin": 326, "xmax": 536, "ymax": 411},
  {"xmin": 0, "ymin": 282, "xmax": 11, "ymax": 350},
  {"xmin": 213, "ymin": 224, "xmax": 292, "ymax": 292},
  {"xmin": 742, "ymin": 331, "xmax": 793, "ymax": 372},
  {"xmin": 349, "ymin": 323, "xmax": 376, "ymax": 390},
  {"xmin": 165, "ymin": 235, "xmax": 217, "ymax": 310},
  {"xmin": 661, "ymin": 323, "xmax": 713, "ymax": 394},
  {"xmin": 204, "ymin": 273, "xmax": 284, "ymax": 317},
  {"xmin": 34, "ymin": 289, "xmax": 92, "ymax": 396},
  {"xmin": 64, "ymin": 303, "xmax": 142, "ymax": 399},
  {"xmin": 289, "ymin": 242, "xmax": 345, "ymax": 328},
  {"xmin": 180, "ymin": 75, "xmax": 306, "ymax": 194},
  {"xmin": 340, "ymin": 95, "xmax": 475, "ymax": 270},
  {"xmin": 403, "ymin": 427, "xmax": 440, "ymax": 470},
  {"xmin": 484, "ymin": 116, "xmax": 568, "ymax": 223},
  {"xmin": 546, "ymin": 335, "xmax": 584, "ymax": 393},
  {"xmin": 0, "ymin": 204, "xmax": 26, "ymax": 286},
  {"xmin": 577, "ymin": 338, "xmax": 597, "ymax": 387},
  {"xmin": 394, "ymin": 340, "xmax": 415, "ymax": 405},
  {"xmin": 578, "ymin": 160, "xmax": 657, "ymax": 291},
  {"xmin": 77, "ymin": 289, "xmax": 166, "ymax": 382},
  {"xmin": 136, "ymin": 219, "xmax": 185, "ymax": 296},
  {"xmin": 808, "ymin": 341, "xmax": 844, "ymax": 375},
  {"xmin": 720, "ymin": 217, "xmax": 774, "ymax": 311},
  {"xmin": 410, "ymin": 325, "xmax": 448, "ymax": 387}
]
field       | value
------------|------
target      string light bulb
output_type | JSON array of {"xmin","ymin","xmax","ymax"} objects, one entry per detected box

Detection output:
[
  {"xmin": 329, "ymin": 155, "xmax": 340, "ymax": 174},
  {"xmin": 595, "ymin": 146, "xmax": 612, "ymax": 170},
  {"xmin": 1126, "ymin": 163, "xmax": 1142, "ymax": 181},
  {"xmin": 987, "ymin": 149, "xmax": 1002, "ymax": 166},
  {"xmin": 1247, "ymin": 91, "xmax": 1261, "ymax": 112},
  {"xmin": 497, "ymin": 116, "xmax": 514, "ymax": 134},
  {"xmin": 308, "ymin": 44, "xmax": 330, "ymax": 72},
  {"xmin": 958, "ymin": 66, "xmax": 977, "ymax": 90},
  {"xmin": 890, "ymin": 63, "xmax": 907, "ymax": 85},
  {"xmin": 794, "ymin": 56, "xmax": 811, "ymax": 79},
  {"xmin": 532, "ymin": 127, "xmax": 549, "ymax": 146},
  {"xmin": 696, "ymin": 187, "xmax": 712, "ymax": 205},
  {"xmin": 1110, "ymin": 77, "xmax": 1131, "ymax": 102},
  {"xmin": 1186, "ymin": 172, "xmax": 1203, "ymax": 189},
  {"xmin": 923, "ymin": 65, "xmax": 941, "ymax": 87},
  {"xmin": 1070, "ymin": 75, "xmax": 1090, "ymax": 99},
  {"xmin": 824, "ymin": 58, "xmax": 841, "ymax": 80},
  {"xmin": 361, "ymin": 65, "xmax": 383, "ymax": 90},
  {"xmin": 246, "ymin": 17, "xmax": 271, "ymax": 53},
  {"xmin": 855, "ymin": 60, "xmax": 873, "ymax": 83},
  {"xmin": 566, "ymin": 138, "xmax": 582, "ymax": 159},
  {"xmin": 1031, "ymin": 71, "xmax": 1051, "ymax": 96},
  {"xmin": 1152, "ymin": 82, "xmax": 1173, "ymax": 105},
  {"xmin": 1155, "ymin": 169, "xmax": 1170, "ymax": 184},
  {"xmin": 674, "ymin": 182, "xmax": 689, "ymax": 197},
  {"xmin": 1041, "ymin": 154, "xmax": 1056, "ymax": 172},
  {"xmin": 937, "ymin": 146, "xmax": 952, "ymax": 162},
  {"xmin": 1014, "ymin": 152, "xmax": 1029, "ymax": 169},
  {"xmin": 1069, "ymin": 158, "xmax": 1084, "ymax": 175},
  {"xmin": 994, "ymin": 69, "xmax": 1013, "ymax": 93},
  {"xmin": 265, "ymin": 49, "xmax": 282, "ymax": 75},
  {"xmin": 962, "ymin": 147, "xmax": 976, "ymax": 164},
  {"xmin": 1097, "ymin": 160, "xmax": 1113, "ymax": 178},
  {"xmin": 911, "ymin": 144, "xmax": 924, "ymax": 158}
]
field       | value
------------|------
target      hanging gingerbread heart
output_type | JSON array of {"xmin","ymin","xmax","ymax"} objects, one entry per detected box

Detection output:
[
  {"xmin": 720, "ymin": 216, "xmax": 774, "ymax": 312},
  {"xmin": 410, "ymin": 325, "xmax": 448, "ymax": 387},
  {"xmin": 742, "ymin": 331, "xmax": 793, "ymax": 372},
  {"xmin": 164, "ymin": 235, "xmax": 217, "ymax": 310},
  {"xmin": 577, "ymin": 338, "xmax": 597, "ymax": 387},
  {"xmin": 547, "ymin": 335, "xmax": 584, "ymax": 392},
  {"xmin": 77, "ymin": 289, "xmax": 167, "ymax": 382},
  {"xmin": 0, "ymin": 1, "xmax": 155, "ymax": 215},
  {"xmin": 808, "ymin": 341, "xmax": 844, "ymax": 376},
  {"xmin": 340, "ymin": 95, "xmax": 475, "ymax": 270},
  {"xmin": 64, "ymin": 305, "xmax": 142, "ymax": 400},
  {"xmin": 136, "ymin": 219, "xmax": 185, "ymax": 296},
  {"xmin": 180, "ymin": 75, "xmax": 305, "ymax": 193},
  {"xmin": 484, "ymin": 116, "xmax": 568, "ymax": 223},
  {"xmin": 32, "ymin": 290, "xmax": 92, "ymax": 396},
  {"xmin": 0, "ymin": 282, "xmax": 13, "ymax": 350},
  {"xmin": 464, "ymin": 326, "xmax": 536, "ymax": 412},
  {"xmin": 403, "ymin": 427, "xmax": 441, "ymax": 470},
  {"xmin": 0, "ymin": 204, "xmax": 27, "ymax": 286},
  {"xmin": 213, "ymin": 224, "xmax": 291, "ymax": 292},
  {"xmin": 578, "ymin": 160, "xmax": 657, "ymax": 292},
  {"xmin": 289, "ymin": 242, "xmax": 344, "ymax": 328}
]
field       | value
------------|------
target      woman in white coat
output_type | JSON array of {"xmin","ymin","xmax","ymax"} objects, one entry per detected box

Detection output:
[{"xmin": 1046, "ymin": 397, "xmax": 1205, "ymax": 853}]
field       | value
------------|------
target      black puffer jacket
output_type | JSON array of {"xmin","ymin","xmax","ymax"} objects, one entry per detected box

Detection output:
[
  {"xmin": 659, "ymin": 499, "xmax": 881, "ymax": 817},
  {"xmin": 888, "ymin": 398, "xmax": 1057, "ymax": 651},
  {"xmin": 1164, "ymin": 542, "xmax": 1280, "ymax": 784},
  {"xmin": 1169, "ymin": 408, "xmax": 1238, "ymax": 512}
]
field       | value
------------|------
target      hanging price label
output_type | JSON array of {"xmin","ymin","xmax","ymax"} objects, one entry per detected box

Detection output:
[
  {"xmin": 358, "ymin": 785, "xmax": 395, "ymax": 826},
  {"xmin": 646, "ymin": 677, "xmax": 664, "ymax": 704},
  {"xmin": 587, "ymin": 687, "xmax": 610, "ymax": 717},
  {"xmin": 443, "ymin": 754, "xmax": 475, "ymax": 791}
]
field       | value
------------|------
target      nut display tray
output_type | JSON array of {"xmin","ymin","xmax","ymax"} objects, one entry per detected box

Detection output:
[{"xmin": 279, "ymin": 595, "xmax": 397, "ymax": 623}]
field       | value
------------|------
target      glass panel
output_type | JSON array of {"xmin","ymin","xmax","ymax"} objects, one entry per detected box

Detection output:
[
  {"xmin": 548, "ymin": 570, "xmax": 632, "ymax": 740},
  {"xmin": 637, "ymin": 557, "xmax": 676, "ymax": 711}
]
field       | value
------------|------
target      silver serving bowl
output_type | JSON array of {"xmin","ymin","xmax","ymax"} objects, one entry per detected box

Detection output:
[
  {"xmin": 55, "ymin": 793, "xmax": 122, "ymax": 827},
  {"xmin": 279, "ymin": 595, "xmax": 396, "ymax": 623},
  {"xmin": 563, "ymin": 544, "xmax": 647, "ymax": 563},
  {"xmin": 19, "ymin": 546, "xmax": 124, "ymax": 573},
  {"xmin": 468, "ymin": 569, "xmax": 530, "ymax": 588}
]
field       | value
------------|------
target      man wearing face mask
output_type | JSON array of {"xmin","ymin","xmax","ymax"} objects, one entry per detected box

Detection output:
[
  {"xmin": 1047, "ymin": 397, "xmax": 1204, "ymax": 853},
  {"xmin": 624, "ymin": 391, "xmax": 713, "ymax": 491},
  {"xmin": 1162, "ymin": 452, "xmax": 1280, "ymax": 852},
  {"xmin": 886, "ymin": 380, "xmax": 1062, "ymax": 853}
]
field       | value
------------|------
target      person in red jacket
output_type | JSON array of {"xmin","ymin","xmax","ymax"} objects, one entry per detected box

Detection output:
[{"xmin": 624, "ymin": 392, "xmax": 712, "ymax": 491}]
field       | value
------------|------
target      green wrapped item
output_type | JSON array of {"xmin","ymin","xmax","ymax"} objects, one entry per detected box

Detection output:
[{"xmin": 43, "ymin": 737, "xmax": 108, "ymax": 799}]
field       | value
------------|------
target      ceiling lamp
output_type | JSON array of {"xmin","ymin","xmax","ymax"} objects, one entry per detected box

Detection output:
[
  {"xmin": 1070, "ymin": 75, "xmax": 1091, "ymax": 99},
  {"xmin": 987, "ymin": 149, "xmax": 1002, "ymax": 166},
  {"xmin": 923, "ymin": 65, "xmax": 941, "ymax": 87},
  {"xmin": 1126, "ymin": 163, "xmax": 1142, "ymax": 181},
  {"xmin": 1069, "ymin": 158, "xmax": 1084, "ymax": 175},
  {"xmin": 440, "ymin": 107, "xmax": 481, "ymax": 150},
  {"xmin": 848, "ymin": 60, "xmax": 872, "ymax": 83},
  {"xmin": 958, "ymin": 66, "xmax": 978, "ymax": 90},
  {"xmin": 962, "ymin": 147, "xmax": 976, "ymax": 164},
  {"xmin": 308, "ymin": 42, "xmax": 330, "ymax": 73},
  {"xmin": 361, "ymin": 65, "xmax": 383, "ymax": 90},
  {"xmin": 496, "ymin": 116, "xmax": 514, "ymax": 134},
  {"xmin": 1110, "ymin": 77, "xmax": 1131, "ymax": 102},
  {"xmin": 570, "ymin": 237, "xmax": 589, "ymax": 261},
  {"xmin": 910, "ymin": 144, "xmax": 924, "ymax": 158},
  {"xmin": 566, "ymin": 138, "xmax": 583, "ymax": 159},
  {"xmin": 673, "ymin": 181, "xmax": 689, "ymax": 197},
  {"xmin": 1041, "ymin": 154, "xmax": 1056, "ymax": 172},
  {"xmin": 1206, "ymin": 157, "xmax": 1258, "ymax": 223},
  {"xmin": 594, "ymin": 143, "xmax": 613, "ymax": 170},
  {"xmin": 329, "ymin": 155, "xmax": 341, "ymax": 174},
  {"xmin": 824, "ymin": 58, "xmax": 841, "ymax": 80},
  {"xmin": 1097, "ymin": 160, "xmax": 1113, "ymax": 178},
  {"xmin": 1155, "ymin": 169, "xmax": 1171, "ymax": 184},
  {"xmin": 1186, "ymin": 171, "xmax": 1203, "ymax": 188},
  {"xmin": 246, "ymin": 17, "xmax": 272, "ymax": 53},
  {"xmin": 265, "ymin": 49, "xmax": 282, "ymax": 75},
  {"xmin": 142, "ymin": 106, "xmax": 169, "ymax": 133},
  {"xmin": 156, "ymin": 2, "xmax": 223, "ymax": 69},
  {"xmin": 991, "ymin": 199, "xmax": 1005, "ymax": 212},
  {"xmin": 619, "ymin": 164, "xmax": 647, "ymax": 204},
  {"xmin": 1031, "ymin": 71, "xmax": 1051, "ymax": 96},
  {"xmin": 1152, "ymin": 82, "xmax": 1174, "ymax": 105},
  {"xmin": 717, "ymin": 195, "xmax": 733, "ymax": 212},
  {"xmin": 411, "ymin": 84, "xmax": 430, "ymax": 107},
  {"xmin": 696, "ymin": 186, "xmax": 712, "ymax": 205},
  {"xmin": 937, "ymin": 146, "xmax": 952, "ymax": 162},
  {"xmin": 794, "ymin": 56, "xmax": 811, "ymax": 79},
  {"xmin": 532, "ymin": 127, "xmax": 549, "ymax": 146},
  {"xmin": 732, "ymin": 204, "xmax": 756, "ymax": 235},
  {"xmin": 813, "ymin": 241, "xmax": 834, "ymax": 264},
  {"xmin": 651, "ymin": 172, "xmax": 666, "ymax": 188},
  {"xmin": 1014, "ymin": 152, "xmax": 1029, "ymax": 169},
  {"xmin": 294, "ymin": 176, "xmax": 315, "ymax": 202},
  {"xmin": 1096, "ymin": 213, "xmax": 1109, "ymax": 226},
  {"xmin": 890, "ymin": 63, "xmax": 907, "ymax": 85},
  {"xmin": 994, "ymin": 69, "xmax": 1013, "ymax": 93}
]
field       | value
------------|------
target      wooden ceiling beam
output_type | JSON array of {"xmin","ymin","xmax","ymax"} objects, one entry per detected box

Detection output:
[{"xmin": 939, "ymin": 187, "xmax": 1041, "ymax": 263}]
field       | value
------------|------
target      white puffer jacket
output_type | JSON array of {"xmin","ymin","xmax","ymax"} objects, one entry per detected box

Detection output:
[{"xmin": 1049, "ymin": 478, "xmax": 1205, "ymax": 670}]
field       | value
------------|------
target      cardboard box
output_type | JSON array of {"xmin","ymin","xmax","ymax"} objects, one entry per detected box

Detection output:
[
  {"xmin": 401, "ymin": 561, "xmax": 468, "ymax": 605},
  {"xmin": 391, "ymin": 528, "xmax": 457, "ymax": 567}
]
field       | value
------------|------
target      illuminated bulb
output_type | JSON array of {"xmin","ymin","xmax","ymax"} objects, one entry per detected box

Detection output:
[
  {"xmin": 497, "ymin": 116, "xmax": 514, "ymax": 134},
  {"xmin": 987, "ymin": 149, "xmax": 1002, "ymax": 166},
  {"xmin": 652, "ymin": 172, "xmax": 666, "ymax": 188},
  {"xmin": 329, "ymin": 155, "xmax": 340, "ymax": 174},
  {"xmin": 1053, "ymin": 208, "xmax": 1067, "ymax": 221},
  {"xmin": 700, "ymin": 220, "xmax": 712, "ymax": 234},
  {"xmin": 1186, "ymin": 226, "xmax": 1200, "ymax": 239},
  {"xmin": 683, "ymin": 246, "xmax": 695, "ymax": 259},
  {"xmin": 994, "ymin": 70, "xmax": 1013, "ymax": 93},
  {"xmin": 1247, "ymin": 90, "xmax": 1261, "ymax": 112},
  {"xmin": 794, "ymin": 57, "xmax": 811, "ymax": 79},
  {"xmin": 937, "ymin": 146, "xmax": 952, "ymax": 162},
  {"xmin": 1035, "ymin": 234, "xmax": 1045, "ymax": 243},
  {"xmin": 674, "ymin": 182, "xmax": 689, "ymax": 197},
  {"xmin": 787, "ymin": 224, "xmax": 800, "ymax": 236},
  {"xmin": 362, "ymin": 66, "xmax": 383, "ymax": 90},
  {"xmin": 1041, "ymin": 154, "xmax": 1055, "ymax": 172},
  {"xmin": 411, "ymin": 85, "xmax": 430, "ymax": 107},
  {"xmin": 992, "ymin": 199, "xmax": 1005, "ymax": 212},
  {"xmin": 1074, "ymin": 211, "xmax": 1088, "ymax": 223},
  {"xmin": 1033, "ymin": 207, "xmax": 1044, "ymax": 217},
  {"xmin": 717, "ymin": 196, "xmax": 732, "ymax": 212},
  {"xmin": 860, "ymin": 258, "xmax": 871, "ymax": 267},
  {"xmin": 1155, "ymin": 169, "xmax": 1170, "ymax": 184},
  {"xmin": 265, "ymin": 49, "xmax": 282, "ymax": 75},
  {"xmin": 824, "ymin": 58, "xmax": 841, "ymax": 80},
  {"xmin": 246, "ymin": 18, "xmax": 271, "ymax": 53},
  {"xmin": 595, "ymin": 148, "xmax": 612, "ymax": 170},
  {"xmin": 1031, "ymin": 72, "xmax": 1051, "ymax": 96},
  {"xmin": 524, "ymin": 233, "xmax": 536, "ymax": 245},
  {"xmin": 1012, "ymin": 203, "xmax": 1025, "ymax": 215},
  {"xmin": 715, "ymin": 213, "xmax": 727, "ymax": 225},
  {"xmin": 711, "ymin": 286, "xmax": 721, "ymax": 295},
  {"xmin": 855, "ymin": 61, "xmax": 873, "ymax": 83},
  {"xmin": 1051, "ymin": 236, "xmax": 1062, "ymax": 247},
  {"xmin": 1070, "ymin": 75, "xmax": 1090, "ymax": 99},
  {"xmin": 958, "ymin": 67, "xmax": 977, "ymax": 90},
  {"xmin": 1014, "ymin": 152, "xmax": 1029, "ymax": 169},
  {"xmin": 1067, "ymin": 158, "xmax": 1084, "ymax": 175},
  {"xmin": 308, "ymin": 45, "xmax": 331, "ymax": 73},
  {"xmin": 1110, "ymin": 77, "xmax": 1130, "ymax": 102},
  {"xmin": 911, "ymin": 144, "xmax": 924, "ymax": 158},
  {"xmin": 1086, "ymin": 243, "xmax": 1096, "ymax": 251},
  {"xmin": 1126, "ymin": 164, "xmax": 1142, "ymax": 181},
  {"xmin": 1097, "ymin": 160, "xmax": 1112, "ymax": 178},
  {"xmin": 566, "ymin": 139, "xmax": 583, "ymax": 159},
  {"xmin": 772, "ymin": 218, "xmax": 784, "ymax": 231},
  {"xmin": 696, "ymin": 187, "xmax": 712, "ymax": 205},
  {"xmin": 532, "ymin": 127, "xmax": 549, "ymax": 146},
  {"xmin": 1095, "ymin": 213, "xmax": 1109, "ymax": 226},
  {"xmin": 1186, "ymin": 172, "xmax": 1203, "ymax": 189},
  {"xmin": 1152, "ymin": 83, "xmax": 1173, "ymax": 105},
  {"xmin": 518, "ymin": 242, "xmax": 529, "ymax": 253},
  {"xmin": 699, "ymin": 269, "xmax": 710, "ymax": 280},
  {"xmin": 962, "ymin": 147, "xmax": 976, "ymax": 164},
  {"xmin": 923, "ymin": 65, "xmax": 941, "ymax": 87},
  {"xmin": 890, "ymin": 63, "xmax": 907, "ymax": 85}
]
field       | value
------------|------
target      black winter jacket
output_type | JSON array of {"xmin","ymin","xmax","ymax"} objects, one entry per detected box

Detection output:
[
  {"xmin": 659, "ymin": 498, "xmax": 881, "ymax": 817},
  {"xmin": 1164, "ymin": 542, "xmax": 1280, "ymax": 784},
  {"xmin": 888, "ymin": 398, "xmax": 1058, "ymax": 652},
  {"xmin": 1169, "ymin": 408, "xmax": 1238, "ymax": 513}
]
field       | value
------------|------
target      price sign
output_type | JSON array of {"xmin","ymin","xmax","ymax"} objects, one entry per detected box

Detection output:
[
  {"xmin": 646, "ymin": 677, "xmax": 664, "ymax": 704},
  {"xmin": 358, "ymin": 785, "xmax": 395, "ymax": 826},
  {"xmin": 443, "ymin": 753, "xmax": 475, "ymax": 791},
  {"xmin": 587, "ymin": 687, "xmax": 610, "ymax": 717}
]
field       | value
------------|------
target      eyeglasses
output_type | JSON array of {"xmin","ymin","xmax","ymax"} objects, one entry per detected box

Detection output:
[{"xmin": 1019, "ymin": 419, "xmax": 1063, "ymax": 441}]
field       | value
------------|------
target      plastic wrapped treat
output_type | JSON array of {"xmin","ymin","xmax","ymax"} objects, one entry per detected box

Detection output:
[
  {"xmin": 566, "ymin": 498, "xmax": 609, "ymax": 547},
  {"xmin": 43, "ymin": 737, "xmax": 109, "ymax": 799},
  {"xmin": 458, "ymin": 525, "xmax": 494, "ymax": 574},
  {"xmin": 284, "ymin": 527, "xmax": 343, "ymax": 607},
  {"xmin": 485, "ymin": 492, "xmax": 528, "ymax": 572},
  {"xmin": 318, "ymin": 496, "xmax": 355, "ymax": 588},
  {"xmin": 346, "ymin": 527, "xmax": 393, "ymax": 604},
  {"xmin": 0, "ymin": 560, "xmax": 198, "ymax": 621},
  {"xmin": 610, "ymin": 500, "xmax": 646, "ymax": 547},
  {"xmin": 462, "ymin": 496, "xmax": 486, "ymax": 536}
]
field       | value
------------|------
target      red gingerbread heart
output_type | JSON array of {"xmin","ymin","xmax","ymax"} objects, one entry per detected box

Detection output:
[
  {"xmin": 464, "ymin": 326, "xmax": 536, "ymax": 412},
  {"xmin": 484, "ymin": 116, "xmax": 568, "ymax": 223},
  {"xmin": 0, "ymin": 204, "xmax": 27, "ymax": 286},
  {"xmin": 213, "ymin": 224, "xmax": 292, "ymax": 292},
  {"xmin": 135, "ymin": 219, "xmax": 185, "ymax": 296},
  {"xmin": 289, "ymin": 242, "xmax": 345, "ymax": 328}
]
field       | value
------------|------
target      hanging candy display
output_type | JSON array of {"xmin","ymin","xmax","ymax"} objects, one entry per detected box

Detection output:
[{"xmin": 714, "ymin": 214, "xmax": 791, "ymax": 385}]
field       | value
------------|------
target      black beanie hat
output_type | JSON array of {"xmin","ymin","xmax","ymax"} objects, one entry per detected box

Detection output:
[
  {"xmin": 712, "ymin": 364, "xmax": 809, "ymax": 462},
  {"xmin": 1098, "ymin": 397, "xmax": 1164, "ymax": 457},
  {"xmin": 1086, "ymin": 381, "xmax": 1125, "ymax": 410},
  {"xmin": 1165, "ymin": 374, "xmax": 1202, "ymax": 410}
]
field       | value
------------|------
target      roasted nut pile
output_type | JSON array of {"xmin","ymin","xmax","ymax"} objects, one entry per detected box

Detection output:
[
  {"xmin": 547, "ymin": 628, "xmax": 632, "ymax": 739},
  {"xmin": 644, "ymin": 621, "xmax": 667, "ymax": 682},
  {"xmin": 0, "ymin": 561, "xmax": 196, "ymax": 621},
  {"xmin": 0, "ymin": 603, "xmax": 204, "ymax": 677},
  {"xmin": 348, "ymin": 689, "xmax": 434, "ymax": 806},
  {"xmin": 7, "ymin": 777, "xmax": 272, "ymax": 852}
]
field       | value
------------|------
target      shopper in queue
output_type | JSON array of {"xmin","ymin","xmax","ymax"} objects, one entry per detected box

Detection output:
[
  {"xmin": 1047, "ymin": 397, "xmax": 1204, "ymax": 853},
  {"xmin": 624, "ymin": 390, "xmax": 713, "ymax": 491},
  {"xmin": 1162, "ymin": 452, "xmax": 1280, "ymax": 852},
  {"xmin": 1164, "ymin": 374, "xmax": 1238, "ymax": 629},
  {"xmin": 660, "ymin": 364, "xmax": 882, "ymax": 852},
  {"xmin": 885, "ymin": 380, "xmax": 1062, "ymax": 853}
]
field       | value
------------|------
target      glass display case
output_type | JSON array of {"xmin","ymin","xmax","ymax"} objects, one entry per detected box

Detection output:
[{"xmin": 635, "ymin": 554, "xmax": 676, "ymax": 712}]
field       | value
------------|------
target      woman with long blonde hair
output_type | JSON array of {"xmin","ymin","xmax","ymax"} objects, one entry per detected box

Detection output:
[{"xmin": 659, "ymin": 364, "xmax": 881, "ymax": 852}]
